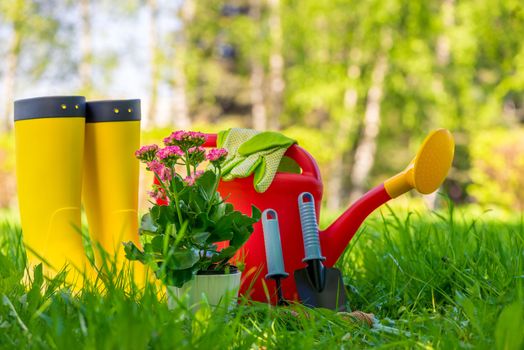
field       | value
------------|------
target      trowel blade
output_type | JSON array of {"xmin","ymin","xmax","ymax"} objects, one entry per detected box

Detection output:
[{"xmin": 294, "ymin": 267, "xmax": 348, "ymax": 311}]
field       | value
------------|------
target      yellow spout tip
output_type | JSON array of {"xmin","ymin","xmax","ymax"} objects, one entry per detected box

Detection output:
[
  {"xmin": 412, "ymin": 128, "xmax": 454, "ymax": 194},
  {"xmin": 385, "ymin": 129, "xmax": 455, "ymax": 198}
]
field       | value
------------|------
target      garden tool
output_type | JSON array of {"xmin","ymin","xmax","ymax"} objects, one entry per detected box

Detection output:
[
  {"xmin": 166, "ymin": 129, "xmax": 454, "ymax": 304},
  {"xmin": 261, "ymin": 209, "xmax": 289, "ymax": 305},
  {"xmin": 82, "ymin": 100, "xmax": 142, "ymax": 276},
  {"xmin": 294, "ymin": 192, "xmax": 348, "ymax": 311},
  {"xmin": 217, "ymin": 128, "xmax": 296, "ymax": 192},
  {"xmin": 14, "ymin": 96, "xmax": 89, "ymax": 280}
]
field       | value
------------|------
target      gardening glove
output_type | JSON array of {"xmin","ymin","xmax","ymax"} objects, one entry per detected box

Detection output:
[{"xmin": 217, "ymin": 128, "xmax": 296, "ymax": 192}]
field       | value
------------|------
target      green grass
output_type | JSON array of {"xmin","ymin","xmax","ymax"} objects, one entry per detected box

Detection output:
[{"xmin": 0, "ymin": 206, "xmax": 523, "ymax": 349}]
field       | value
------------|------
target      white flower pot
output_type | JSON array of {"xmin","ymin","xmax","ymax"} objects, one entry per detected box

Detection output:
[{"xmin": 167, "ymin": 270, "xmax": 241, "ymax": 311}]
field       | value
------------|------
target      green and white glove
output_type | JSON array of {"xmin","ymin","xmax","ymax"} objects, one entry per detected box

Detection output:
[{"xmin": 217, "ymin": 128, "xmax": 296, "ymax": 193}]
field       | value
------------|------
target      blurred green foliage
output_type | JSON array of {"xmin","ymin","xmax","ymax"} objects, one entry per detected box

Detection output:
[
  {"xmin": 469, "ymin": 128, "xmax": 524, "ymax": 211},
  {"xmin": 0, "ymin": 0, "xmax": 523, "ymax": 212}
]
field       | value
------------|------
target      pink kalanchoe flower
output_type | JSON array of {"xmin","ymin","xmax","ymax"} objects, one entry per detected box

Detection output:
[
  {"xmin": 159, "ymin": 167, "xmax": 173, "ymax": 182},
  {"xmin": 183, "ymin": 176, "xmax": 196, "ymax": 186},
  {"xmin": 146, "ymin": 160, "xmax": 164, "ymax": 174},
  {"xmin": 188, "ymin": 146, "xmax": 205, "ymax": 154},
  {"xmin": 163, "ymin": 130, "xmax": 206, "ymax": 148},
  {"xmin": 163, "ymin": 130, "xmax": 185, "ymax": 145},
  {"xmin": 146, "ymin": 160, "xmax": 173, "ymax": 181},
  {"xmin": 187, "ymin": 146, "xmax": 206, "ymax": 165},
  {"xmin": 157, "ymin": 145, "xmax": 184, "ymax": 166},
  {"xmin": 206, "ymin": 148, "xmax": 228, "ymax": 163},
  {"xmin": 148, "ymin": 188, "xmax": 166, "ymax": 201},
  {"xmin": 135, "ymin": 144, "xmax": 159, "ymax": 162},
  {"xmin": 183, "ymin": 170, "xmax": 204, "ymax": 186}
]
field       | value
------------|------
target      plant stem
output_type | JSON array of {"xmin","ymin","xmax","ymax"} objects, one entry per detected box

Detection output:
[
  {"xmin": 207, "ymin": 165, "xmax": 221, "ymax": 213},
  {"xmin": 184, "ymin": 151, "xmax": 191, "ymax": 177},
  {"xmin": 154, "ymin": 172, "xmax": 184, "ymax": 227},
  {"xmin": 170, "ymin": 166, "xmax": 185, "ymax": 227},
  {"xmin": 172, "ymin": 191, "xmax": 184, "ymax": 228}
]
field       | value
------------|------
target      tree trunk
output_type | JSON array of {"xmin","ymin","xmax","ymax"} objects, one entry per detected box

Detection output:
[
  {"xmin": 79, "ymin": 0, "xmax": 93, "ymax": 94},
  {"xmin": 170, "ymin": 64, "xmax": 191, "ymax": 129},
  {"xmin": 436, "ymin": 0, "xmax": 454, "ymax": 67},
  {"xmin": 326, "ymin": 57, "xmax": 361, "ymax": 211},
  {"xmin": 250, "ymin": 63, "xmax": 267, "ymax": 130},
  {"xmin": 349, "ymin": 46, "xmax": 390, "ymax": 203},
  {"xmin": 147, "ymin": 0, "xmax": 160, "ymax": 128},
  {"xmin": 169, "ymin": 0, "xmax": 193, "ymax": 129},
  {"xmin": 250, "ymin": 0, "xmax": 267, "ymax": 130},
  {"xmin": 2, "ymin": 13, "xmax": 23, "ymax": 132},
  {"xmin": 267, "ymin": 0, "xmax": 284, "ymax": 130}
]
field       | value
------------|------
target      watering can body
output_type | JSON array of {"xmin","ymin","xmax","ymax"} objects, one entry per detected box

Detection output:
[{"xmin": 202, "ymin": 134, "xmax": 392, "ymax": 303}]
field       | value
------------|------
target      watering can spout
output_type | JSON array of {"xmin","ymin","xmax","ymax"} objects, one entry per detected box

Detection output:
[{"xmin": 320, "ymin": 129, "xmax": 455, "ymax": 267}]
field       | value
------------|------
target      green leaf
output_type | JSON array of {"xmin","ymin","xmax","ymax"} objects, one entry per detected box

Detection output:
[
  {"xmin": 172, "ymin": 176, "xmax": 185, "ymax": 193},
  {"xmin": 150, "ymin": 205, "xmax": 175, "ymax": 232},
  {"xmin": 139, "ymin": 213, "xmax": 158, "ymax": 235},
  {"xmin": 123, "ymin": 242, "xmax": 145, "ymax": 262},
  {"xmin": 224, "ymin": 203, "xmax": 234, "ymax": 214},
  {"xmin": 151, "ymin": 236, "xmax": 165, "ymax": 253},
  {"xmin": 495, "ymin": 301, "xmax": 524, "ymax": 350},
  {"xmin": 163, "ymin": 267, "xmax": 194, "ymax": 288},
  {"xmin": 196, "ymin": 170, "xmax": 218, "ymax": 200},
  {"xmin": 251, "ymin": 205, "xmax": 262, "ymax": 221},
  {"xmin": 229, "ymin": 225, "xmax": 251, "ymax": 248},
  {"xmin": 191, "ymin": 231, "xmax": 211, "ymax": 245},
  {"xmin": 167, "ymin": 248, "xmax": 199, "ymax": 270},
  {"xmin": 210, "ymin": 201, "xmax": 227, "ymax": 222},
  {"xmin": 211, "ymin": 246, "xmax": 237, "ymax": 263},
  {"xmin": 193, "ymin": 212, "xmax": 212, "ymax": 233}
]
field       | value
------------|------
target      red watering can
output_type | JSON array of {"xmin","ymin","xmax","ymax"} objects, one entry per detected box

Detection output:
[{"xmin": 159, "ymin": 129, "xmax": 454, "ymax": 304}]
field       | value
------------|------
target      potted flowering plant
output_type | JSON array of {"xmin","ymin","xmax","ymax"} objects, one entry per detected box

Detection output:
[{"xmin": 124, "ymin": 131, "xmax": 260, "ymax": 308}]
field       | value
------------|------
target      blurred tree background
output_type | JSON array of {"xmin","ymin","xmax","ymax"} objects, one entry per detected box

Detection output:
[{"xmin": 0, "ymin": 0, "xmax": 523, "ymax": 214}]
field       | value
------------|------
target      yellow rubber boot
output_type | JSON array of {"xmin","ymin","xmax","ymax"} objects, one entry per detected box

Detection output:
[
  {"xmin": 14, "ymin": 96, "xmax": 90, "ymax": 284},
  {"xmin": 82, "ymin": 100, "xmax": 144, "ymax": 285}
]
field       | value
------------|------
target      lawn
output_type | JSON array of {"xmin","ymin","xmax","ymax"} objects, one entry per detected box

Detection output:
[{"xmin": 0, "ymin": 205, "xmax": 522, "ymax": 349}]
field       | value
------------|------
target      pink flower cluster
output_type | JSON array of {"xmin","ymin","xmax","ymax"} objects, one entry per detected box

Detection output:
[
  {"xmin": 187, "ymin": 146, "xmax": 206, "ymax": 164},
  {"xmin": 163, "ymin": 130, "xmax": 206, "ymax": 149},
  {"xmin": 206, "ymin": 148, "xmax": 228, "ymax": 162},
  {"xmin": 188, "ymin": 146, "xmax": 205, "ymax": 154},
  {"xmin": 148, "ymin": 187, "xmax": 166, "ymax": 201},
  {"xmin": 147, "ymin": 160, "xmax": 173, "ymax": 181},
  {"xmin": 136, "ymin": 130, "xmax": 231, "ymax": 202},
  {"xmin": 135, "ymin": 144, "xmax": 158, "ymax": 162},
  {"xmin": 184, "ymin": 170, "xmax": 204, "ymax": 186},
  {"xmin": 157, "ymin": 145, "xmax": 184, "ymax": 165}
]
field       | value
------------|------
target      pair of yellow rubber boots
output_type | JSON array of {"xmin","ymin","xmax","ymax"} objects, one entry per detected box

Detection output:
[{"xmin": 14, "ymin": 96, "xmax": 142, "ymax": 286}]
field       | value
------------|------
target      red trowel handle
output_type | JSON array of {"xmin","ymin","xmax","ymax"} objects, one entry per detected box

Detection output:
[{"xmin": 203, "ymin": 133, "xmax": 321, "ymax": 181}]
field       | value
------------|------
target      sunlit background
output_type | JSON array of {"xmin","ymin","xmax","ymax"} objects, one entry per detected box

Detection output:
[{"xmin": 1, "ymin": 0, "xmax": 523, "ymax": 220}]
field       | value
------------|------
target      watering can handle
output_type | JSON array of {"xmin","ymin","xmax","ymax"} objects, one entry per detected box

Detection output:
[{"xmin": 203, "ymin": 133, "xmax": 321, "ymax": 181}]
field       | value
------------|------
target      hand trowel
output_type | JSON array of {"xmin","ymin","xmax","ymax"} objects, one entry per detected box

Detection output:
[{"xmin": 294, "ymin": 192, "xmax": 348, "ymax": 311}]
